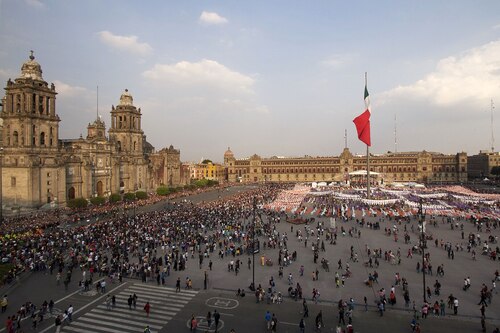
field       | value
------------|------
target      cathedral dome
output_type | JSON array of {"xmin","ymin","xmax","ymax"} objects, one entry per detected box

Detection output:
[
  {"xmin": 224, "ymin": 147, "xmax": 234, "ymax": 157},
  {"xmin": 119, "ymin": 89, "xmax": 134, "ymax": 106},
  {"xmin": 20, "ymin": 51, "xmax": 43, "ymax": 81}
]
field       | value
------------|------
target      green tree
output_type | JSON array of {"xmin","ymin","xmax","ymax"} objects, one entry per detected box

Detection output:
[
  {"xmin": 123, "ymin": 192, "xmax": 136, "ymax": 201},
  {"xmin": 67, "ymin": 198, "xmax": 88, "ymax": 209},
  {"xmin": 109, "ymin": 193, "xmax": 122, "ymax": 203},
  {"xmin": 90, "ymin": 196, "xmax": 106, "ymax": 206},
  {"xmin": 135, "ymin": 191, "xmax": 148, "ymax": 200},
  {"xmin": 201, "ymin": 159, "xmax": 213, "ymax": 164},
  {"xmin": 156, "ymin": 186, "xmax": 170, "ymax": 196}
]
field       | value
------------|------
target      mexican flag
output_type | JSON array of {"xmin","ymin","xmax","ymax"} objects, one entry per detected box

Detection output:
[{"xmin": 353, "ymin": 82, "xmax": 371, "ymax": 146}]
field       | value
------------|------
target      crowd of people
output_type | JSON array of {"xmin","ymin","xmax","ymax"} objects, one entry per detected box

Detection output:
[{"xmin": 0, "ymin": 181, "xmax": 498, "ymax": 332}]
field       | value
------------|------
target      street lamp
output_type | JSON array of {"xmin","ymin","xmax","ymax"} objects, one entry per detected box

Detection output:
[
  {"xmin": 419, "ymin": 198, "xmax": 427, "ymax": 303},
  {"xmin": 252, "ymin": 196, "xmax": 257, "ymax": 291},
  {"xmin": 0, "ymin": 147, "xmax": 3, "ymax": 223}
]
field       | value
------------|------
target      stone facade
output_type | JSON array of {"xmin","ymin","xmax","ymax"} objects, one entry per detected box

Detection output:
[
  {"xmin": 0, "ymin": 53, "xmax": 182, "ymax": 209},
  {"xmin": 224, "ymin": 148, "xmax": 468, "ymax": 184},
  {"xmin": 149, "ymin": 145, "xmax": 183, "ymax": 188},
  {"xmin": 468, "ymin": 151, "xmax": 500, "ymax": 178}
]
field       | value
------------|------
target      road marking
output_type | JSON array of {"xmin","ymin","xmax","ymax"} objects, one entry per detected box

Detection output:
[
  {"xmin": 38, "ymin": 281, "xmax": 126, "ymax": 333},
  {"xmin": 205, "ymin": 297, "xmax": 239, "ymax": 309},
  {"xmin": 0, "ymin": 278, "xmax": 109, "ymax": 333},
  {"xmin": 281, "ymin": 321, "xmax": 299, "ymax": 326}
]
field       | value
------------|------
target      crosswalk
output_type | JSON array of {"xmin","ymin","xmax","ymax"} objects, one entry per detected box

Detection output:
[{"xmin": 62, "ymin": 283, "xmax": 198, "ymax": 333}]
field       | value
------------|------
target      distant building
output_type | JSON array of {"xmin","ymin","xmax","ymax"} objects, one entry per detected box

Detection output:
[
  {"xmin": 224, "ymin": 147, "xmax": 467, "ymax": 184},
  {"xmin": 188, "ymin": 161, "xmax": 225, "ymax": 182},
  {"xmin": 467, "ymin": 151, "xmax": 500, "ymax": 178},
  {"xmin": 0, "ymin": 52, "xmax": 182, "ymax": 210}
]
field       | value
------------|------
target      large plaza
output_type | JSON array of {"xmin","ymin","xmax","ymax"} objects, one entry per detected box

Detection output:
[{"xmin": 0, "ymin": 183, "xmax": 498, "ymax": 333}]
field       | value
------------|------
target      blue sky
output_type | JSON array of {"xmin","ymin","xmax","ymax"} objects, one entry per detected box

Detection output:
[{"xmin": 1, "ymin": 0, "xmax": 500, "ymax": 162}]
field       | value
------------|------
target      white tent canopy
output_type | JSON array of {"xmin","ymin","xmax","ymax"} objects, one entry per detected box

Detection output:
[{"xmin": 349, "ymin": 170, "xmax": 380, "ymax": 176}]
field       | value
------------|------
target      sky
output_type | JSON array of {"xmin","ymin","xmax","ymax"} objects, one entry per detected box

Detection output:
[{"xmin": 1, "ymin": 1, "xmax": 500, "ymax": 162}]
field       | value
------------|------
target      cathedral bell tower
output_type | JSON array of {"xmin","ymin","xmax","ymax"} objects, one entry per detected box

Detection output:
[
  {"xmin": 1, "ymin": 51, "xmax": 60, "ymax": 151},
  {"xmin": 108, "ymin": 89, "xmax": 147, "ymax": 192},
  {"xmin": 108, "ymin": 89, "xmax": 143, "ymax": 154},
  {"xmin": 0, "ymin": 51, "xmax": 64, "ymax": 208}
]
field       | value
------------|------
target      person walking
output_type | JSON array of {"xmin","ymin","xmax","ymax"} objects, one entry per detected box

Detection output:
[
  {"xmin": 190, "ymin": 314, "xmax": 198, "ymax": 332},
  {"xmin": 127, "ymin": 295, "xmax": 133, "ymax": 309},
  {"xmin": 271, "ymin": 313, "xmax": 278, "ymax": 332},
  {"xmin": 316, "ymin": 310, "xmax": 324, "ymax": 330},
  {"xmin": 265, "ymin": 310, "xmax": 272, "ymax": 330},
  {"xmin": 133, "ymin": 293, "xmax": 138, "ymax": 309},
  {"xmin": 67, "ymin": 304, "xmax": 74, "ymax": 322},
  {"xmin": 1, "ymin": 295, "xmax": 7, "ymax": 313},
  {"xmin": 214, "ymin": 310, "xmax": 220, "ymax": 332},
  {"xmin": 176, "ymin": 277, "xmax": 181, "ymax": 292},
  {"xmin": 299, "ymin": 318, "xmax": 305, "ymax": 333},
  {"xmin": 206, "ymin": 311, "xmax": 212, "ymax": 329},
  {"xmin": 144, "ymin": 302, "xmax": 150, "ymax": 317},
  {"xmin": 54, "ymin": 314, "xmax": 62, "ymax": 333},
  {"xmin": 302, "ymin": 299, "xmax": 309, "ymax": 318},
  {"xmin": 453, "ymin": 298, "xmax": 459, "ymax": 315}
]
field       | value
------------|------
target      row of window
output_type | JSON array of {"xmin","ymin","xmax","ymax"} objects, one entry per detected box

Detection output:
[
  {"xmin": 9, "ymin": 93, "xmax": 53, "ymax": 115},
  {"xmin": 5, "ymin": 125, "xmax": 56, "ymax": 147}
]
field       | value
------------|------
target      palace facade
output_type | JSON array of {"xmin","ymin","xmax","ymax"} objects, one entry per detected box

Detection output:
[
  {"xmin": 224, "ymin": 148, "xmax": 468, "ymax": 184},
  {"xmin": 0, "ymin": 53, "xmax": 182, "ymax": 209}
]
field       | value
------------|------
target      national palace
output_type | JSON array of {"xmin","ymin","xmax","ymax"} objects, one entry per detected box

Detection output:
[{"xmin": 224, "ymin": 148, "xmax": 470, "ymax": 184}]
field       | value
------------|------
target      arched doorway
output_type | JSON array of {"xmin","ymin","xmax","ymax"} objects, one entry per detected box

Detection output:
[
  {"xmin": 97, "ymin": 181, "xmax": 103, "ymax": 197},
  {"xmin": 120, "ymin": 181, "xmax": 125, "ymax": 194},
  {"xmin": 68, "ymin": 187, "xmax": 75, "ymax": 200}
]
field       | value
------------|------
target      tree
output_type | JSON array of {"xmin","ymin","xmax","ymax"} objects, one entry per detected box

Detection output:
[
  {"xmin": 135, "ymin": 191, "xmax": 148, "ymax": 200},
  {"xmin": 201, "ymin": 159, "xmax": 213, "ymax": 164},
  {"xmin": 156, "ymin": 186, "xmax": 170, "ymax": 196},
  {"xmin": 123, "ymin": 192, "xmax": 136, "ymax": 201},
  {"xmin": 67, "ymin": 198, "xmax": 88, "ymax": 209},
  {"xmin": 90, "ymin": 196, "xmax": 106, "ymax": 206},
  {"xmin": 109, "ymin": 193, "xmax": 122, "ymax": 203}
]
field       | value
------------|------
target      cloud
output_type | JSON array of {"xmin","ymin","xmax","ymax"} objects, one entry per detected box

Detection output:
[
  {"xmin": 199, "ymin": 11, "xmax": 228, "ymax": 25},
  {"xmin": 221, "ymin": 99, "xmax": 269, "ymax": 114},
  {"xmin": 492, "ymin": 23, "xmax": 500, "ymax": 30},
  {"xmin": 97, "ymin": 31, "xmax": 153, "ymax": 56},
  {"xmin": 381, "ymin": 40, "xmax": 500, "ymax": 107},
  {"xmin": 53, "ymin": 80, "xmax": 88, "ymax": 98},
  {"xmin": 321, "ymin": 54, "xmax": 356, "ymax": 69},
  {"xmin": 143, "ymin": 59, "xmax": 254, "ymax": 94},
  {"xmin": 0, "ymin": 69, "xmax": 12, "ymax": 82},
  {"xmin": 25, "ymin": 0, "xmax": 44, "ymax": 8}
]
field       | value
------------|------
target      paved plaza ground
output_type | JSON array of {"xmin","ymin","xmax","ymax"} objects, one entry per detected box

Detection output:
[{"xmin": 0, "ymin": 185, "xmax": 498, "ymax": 333}]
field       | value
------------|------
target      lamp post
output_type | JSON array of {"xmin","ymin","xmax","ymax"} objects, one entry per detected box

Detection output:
[
  {"xmin": 419, "ymin": 198, "xmax": 427, "ymax": 303},
  {"xmin": 0, "ymin": 147, "xmax": 3, "ymax": 223},
  {"xmin": 252, "ymin": 196, "xmax": 257, "ymax": 290}
]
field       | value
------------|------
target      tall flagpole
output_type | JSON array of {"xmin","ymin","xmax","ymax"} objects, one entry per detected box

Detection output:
[{"xmin": 366, "ymin": 73, "xmax": 370, "ymax": 199}]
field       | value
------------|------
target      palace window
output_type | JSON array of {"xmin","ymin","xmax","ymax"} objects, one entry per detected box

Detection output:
[{"xmin": 11, "ymin": 177, "xmax": 16, "ymax": 187}]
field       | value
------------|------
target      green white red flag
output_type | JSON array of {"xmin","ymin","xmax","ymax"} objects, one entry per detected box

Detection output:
[{"xmin": 353, "ymin": 82, "xmax": 371, "ymax": 146}]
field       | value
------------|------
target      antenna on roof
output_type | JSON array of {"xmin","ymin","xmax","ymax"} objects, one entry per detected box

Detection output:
[
  {"xmin": 394, "ymin": 114, "xmax": 398, "ymax": 153},
  {"xmin": 344, "ymin": 129, "xmax": 347, "ymax": 149},
  {"xmin": 96, "ymin": 85, "xmax": 99, "ymax": 120},
  {"xmin": 491, "ymin": 99, "xmax": 495, "ymax": 153}
]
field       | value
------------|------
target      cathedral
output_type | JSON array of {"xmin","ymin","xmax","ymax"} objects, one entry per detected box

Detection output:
[{"xmin": 0, "ymin": 52, "xmax": 182, "ymax": 210}]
